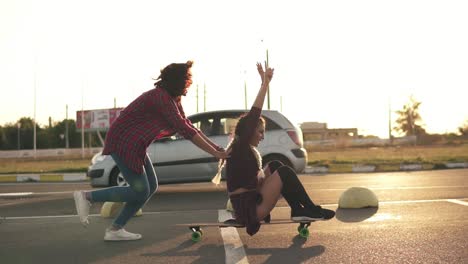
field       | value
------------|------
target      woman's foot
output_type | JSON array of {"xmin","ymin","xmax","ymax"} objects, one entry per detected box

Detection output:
[
  {"xmin": 321, "ymin": 207, "xmax": 336, "ymax": 220},
  {"xmin": 104, "ymin": 228, "xmax": 142, "ymax": 241},
  {"xmin": 291, "ymin": 206, "xmax": 336, "ymax": 221},
  {"xmin": 291, "ymin": 207, "xmax": 324, "ymax": 221},
  {"xmin": 73, "ymin": 191, "xmax": 91, "ymax": 226}
]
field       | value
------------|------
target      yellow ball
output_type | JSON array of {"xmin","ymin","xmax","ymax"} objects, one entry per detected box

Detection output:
[
  {"xmin": 100, "ymin": 202, "xmax": 143, "ymax": 218},
  {"xmin": 338, "ymin": 187, "xmax": 379, "ymax": 209}
]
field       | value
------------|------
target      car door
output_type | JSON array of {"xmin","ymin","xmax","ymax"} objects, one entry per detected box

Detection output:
[{"xmin": 147, "ymin": 113, "xmax": 227, "ymax": 183}]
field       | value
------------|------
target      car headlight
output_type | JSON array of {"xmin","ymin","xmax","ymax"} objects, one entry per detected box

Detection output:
[{"xmin": 91, "ymin": 152, "xmax": 106, "ymax": 165}]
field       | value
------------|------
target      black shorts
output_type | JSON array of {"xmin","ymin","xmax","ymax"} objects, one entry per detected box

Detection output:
[{"xmin": 230, "ymin": 190, "xmax": 262, "ymax": 236}]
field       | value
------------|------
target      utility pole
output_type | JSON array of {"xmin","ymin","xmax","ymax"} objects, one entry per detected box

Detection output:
[
  {"xmin": 17, "ymin": 122, "xmax": 21, "ymax": 150},
  {"xmin": 196, "ymin": 84, "xmax": 199, "ymax": 113},
  {"xmin": 244, "ymin": 80, "xmax": 247, "ymax": 109},
  {"xmin": 266, "ymin": 49, "xmax": 270, "ymax": 110},
  {"xmin": 81, "ymin": 80, "xmax": 85, "ymax": 159},
  {"xmin": 280, "ymin": 96, "xmax": 283, "ymax": 112},
  {"xmin": 33, "ymin": 55, "xmax": 37, "ymax": 159},
  {"xmin": 65, "ymin": 104, "xmax": 69, "ymax": 148},
  {"xmin": 204, "ymin": 83, "xmax": 207, "ymax": 112},
  {"xmin": 388, "ymin": 98, "xmax": 392, "ymax": 144}
]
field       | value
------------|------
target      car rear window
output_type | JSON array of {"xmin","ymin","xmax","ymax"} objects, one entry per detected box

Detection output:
[
  {"xmin": 190, "ymin": 111, "xmax": 283, "ymax": 136},
  {"xmin": 264, "ymin": 117, "xmax": 282, "ymax": 130}
]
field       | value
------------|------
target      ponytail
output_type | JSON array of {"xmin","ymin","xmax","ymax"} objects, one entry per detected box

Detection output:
[{"xmin": 211, "ymin": 136, "xmax": 236, "ymax": 185}]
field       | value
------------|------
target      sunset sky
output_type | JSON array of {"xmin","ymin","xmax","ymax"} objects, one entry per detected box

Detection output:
[{"xmin": 1, "ymin": 0, "xmax": 467, "ymax": 138}]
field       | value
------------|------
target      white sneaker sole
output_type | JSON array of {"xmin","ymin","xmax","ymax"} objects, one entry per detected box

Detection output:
[
  {"xmin": 104, "ymin": 235, "xmax": 142, "ymax": 241},
  {"xmin": 73, "ymin": 191, "xmax": 89, "ymax": 227},
  {"xmin": 291, "ymin": 216, "xmax": 325, "ymax": 222}
]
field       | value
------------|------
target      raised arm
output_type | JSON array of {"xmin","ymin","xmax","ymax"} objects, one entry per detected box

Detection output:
[{"xmin": 252, "ymin": 62, "xmax": 274, "ymax": 109}]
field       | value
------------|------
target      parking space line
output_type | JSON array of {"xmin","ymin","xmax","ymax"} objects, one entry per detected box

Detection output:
[
  {"xmin": 446, "ymin": 199, "xmax": 468, "ymax": 206},
  {"xmin": 218, "ymin": 209, "xmax": 249, "ymax": 264},
  {"xmin": 3, "ymin": 197, "xmax": 467, "ymax": 221}
]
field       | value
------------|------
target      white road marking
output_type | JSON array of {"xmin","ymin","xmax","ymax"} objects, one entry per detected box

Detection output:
[
  {"xmin": 0, "ymin": 192, "xmax": 33, "ymax": 197},
  {"xmin": 218, "ymin": 209, "xmax": 249, "ymax": 264},
  {"xmin": 446, "ymin": 199, "xmax": 468, "ymax": 206},
  {"xmin": 0, "ymin": 185, "xmax": 466, "ymax": 197},
  {"xmin": 2, "ymin": 198, "xmax": 467, "ymax": 221},
  {"xmin": 312, "ymin": 186, "xmax": 468, "ymax": 191}
]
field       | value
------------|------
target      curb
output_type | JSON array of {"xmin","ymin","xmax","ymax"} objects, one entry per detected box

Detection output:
[
  {"xmin": 0, "ymin": 173, "xmax": 88, "ymax": 183},
  {"xmin": 1, "ymin": 162, "xmax": 468, "ymax": 182},
  {"xmin": 304, "ymin": 162, "xmax": 468, "ymax": 174}
]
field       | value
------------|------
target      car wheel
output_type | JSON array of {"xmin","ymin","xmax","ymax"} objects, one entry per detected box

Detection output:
[
  {"xmin": 262, "ymin": 154, "xmax": 293, "ymax": 169},
  {"xmin": 109, "ymin": 167, "xmax": 129, "ymax": 187}
]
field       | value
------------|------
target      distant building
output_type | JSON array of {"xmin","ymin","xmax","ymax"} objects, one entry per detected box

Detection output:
[{"xmin": 300, "ymin": 122, "xmax": 358, "ymax": 141}]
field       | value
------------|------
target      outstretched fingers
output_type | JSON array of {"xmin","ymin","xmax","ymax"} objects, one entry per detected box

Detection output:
[
  {"xmin": 257, "ymin": 62, "xmax": 265, "ymax": 82},
  {"xmin": 265, "ymin": 67, "xmax": 274, "ymax": 82}
]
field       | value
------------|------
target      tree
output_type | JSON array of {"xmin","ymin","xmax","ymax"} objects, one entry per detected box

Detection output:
[
  {"xmin": 393, "ymin": 95, "xmax": 426, "ymax": 137},
  {"xmin": 459, "ymin": 120, "xmax": 468, "ymax": 137}
]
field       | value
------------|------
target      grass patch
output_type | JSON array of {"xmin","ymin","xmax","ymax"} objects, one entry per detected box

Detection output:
[
  {"xmin": 307, "ymin": 144, "xmax": 468, "ymax": 166},
  {"xmin": 0, "ymin": 155, "xmax": 92, "ymax": 174},
  {"xmin": 0, "ymin": 144, "xmax": 467, "ymax": 174}
]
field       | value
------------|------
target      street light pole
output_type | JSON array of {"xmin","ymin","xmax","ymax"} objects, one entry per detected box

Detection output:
[
  {"xmin": 17, "ymin": 122, "xmax": 21, "ymax": 150},
  {"xmin": 65, "ymin": 104, "xmax": 69, "ymax": 148},
  {"xmin": 266, "ymin": 49, "xmax": 270, "ymax": 110}
]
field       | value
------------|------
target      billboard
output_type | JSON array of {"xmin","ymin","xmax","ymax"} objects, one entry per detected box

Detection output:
[{"xmin": 76, "ymin": 108, "xmax": 123, "ymax": 131}]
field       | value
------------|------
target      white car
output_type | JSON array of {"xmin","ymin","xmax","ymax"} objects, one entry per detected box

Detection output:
[{"xmin": 88, "ymin": 109, "xmax": 307, "ymax": 187}]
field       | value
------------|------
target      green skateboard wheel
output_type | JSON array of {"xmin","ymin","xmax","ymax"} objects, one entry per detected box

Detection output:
[
  {"xmin": 299, "ymin": 227, "xmax": 309, "ymax": 238},
  {"xmin": 191, "ymin": 231, "xmax": 202, "ymax": 242}
]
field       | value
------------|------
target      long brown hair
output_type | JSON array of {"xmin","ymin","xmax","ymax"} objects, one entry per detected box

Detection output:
[
  {"xmin": 154, "ymin": 60, "xmax": 193, "ymax": 97},
  {"xmin": 211, "ymin": 114, "xmax": 265, "ymax": 185}
]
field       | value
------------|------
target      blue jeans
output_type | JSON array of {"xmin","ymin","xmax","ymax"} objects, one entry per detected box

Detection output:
[{"xmin": 90, "ymin": 153, "xmax": 158, "ymax": 228}]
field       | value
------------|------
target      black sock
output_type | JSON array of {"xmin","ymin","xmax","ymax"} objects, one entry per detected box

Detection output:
[{"xmin": 277, "ymin": 166, "xmax": 317, "ymax": 210}]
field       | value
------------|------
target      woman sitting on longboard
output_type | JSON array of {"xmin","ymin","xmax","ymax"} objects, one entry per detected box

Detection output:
[{"xmin": 212, "ymin": 62, "xmax": 335, "ymax": 236}]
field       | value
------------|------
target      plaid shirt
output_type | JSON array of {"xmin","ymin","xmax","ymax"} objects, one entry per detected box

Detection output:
[{"xmin": 102, "ymin": 87, "xmax": 199, "ymax": 174}]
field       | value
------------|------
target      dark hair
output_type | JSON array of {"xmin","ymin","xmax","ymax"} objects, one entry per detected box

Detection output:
[
  {"xmin": 234, "ymin": 114, "xmax": 265, "ymax": 137},
  {"xmin": 154, "ymin": 60, "xmax": 193, "ymax": 97},
  {"xmin": 229, "ymin": 114, "xmax": 265, "ymax": 151},
  {"xmin": 212, "ymin": 114, "xmax": 265, "ymax": 184}
]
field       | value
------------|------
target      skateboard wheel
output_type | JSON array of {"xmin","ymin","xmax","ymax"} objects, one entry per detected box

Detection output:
[
  {"xmin": 299, "ymin": 227, "xmax": 309, "ymax": 238},
  {"xmin": 191, "ymin": 231, "xmax": 202, "ymax": 242}
]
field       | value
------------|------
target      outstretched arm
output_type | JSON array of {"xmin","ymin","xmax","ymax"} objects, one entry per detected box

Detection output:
[
  {"xmin": 252, "ymin": 62, "xmax": 274, "ymax": 109},
  {"xmin": 198, "ymin": 132, "xmax": 224, "ymax": 151},
  {"xmin": 191, "ymin": 133, "xmax": 229, "ymax": 159}
]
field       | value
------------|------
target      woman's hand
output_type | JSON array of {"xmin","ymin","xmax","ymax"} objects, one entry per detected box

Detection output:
[
  {"xmin": 257, "ymin": 62, "xmax": 274, "ymax": 84},
  {"xmin": 214, "ymin": 148, "xmax": 231, "ymax": 160},
  {"xmin": 257, "ymin": 62, "xmax": 265, "ymax": 83},
  {"xmin": 264, "ymin": 67, "xmax": 274, "ymax": 84}
]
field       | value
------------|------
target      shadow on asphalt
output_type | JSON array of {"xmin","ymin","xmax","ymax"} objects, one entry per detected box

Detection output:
[
  {"xmin": 141, "ymin": 235, "xmax": 325, "ymax": 263},
  {"xmin": 335, "ymin": 207, "xmax": 379, "ymax": 222},
  {"xmin": 244, "ymin": 236, "xmax": 325, "ymax": 263},
  {"xmin": 141, "ymin": 240, "xmax": 225, "ymax": 263}
]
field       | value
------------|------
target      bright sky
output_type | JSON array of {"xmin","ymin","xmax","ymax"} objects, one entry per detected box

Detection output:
[{"xmin": 1, "ymin": 0, "xmax": 467, "ymax": 138}]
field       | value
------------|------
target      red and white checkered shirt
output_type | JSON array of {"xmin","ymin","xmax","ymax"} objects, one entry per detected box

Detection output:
[{"xmin": 102, "ymin": 87, "xmax": 199, "ymax": 174}]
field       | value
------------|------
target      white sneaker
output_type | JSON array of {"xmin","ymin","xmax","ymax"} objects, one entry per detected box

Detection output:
[
  {"xmin": 104, "ymin": 228, "xmax": 142, "ymax": 241},
  {"xmin": 73, "ymin": 191, "xmax": 91, "ymax": 226}
]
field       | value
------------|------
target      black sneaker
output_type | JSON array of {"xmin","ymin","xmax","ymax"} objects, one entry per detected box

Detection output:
[
  {"xmin": 291, "ymin": 207, "xmax": 324, "ymax": 221},
  {"xmin": 321, "ymin": 208, "xmax": 336, "ymax": 220}
]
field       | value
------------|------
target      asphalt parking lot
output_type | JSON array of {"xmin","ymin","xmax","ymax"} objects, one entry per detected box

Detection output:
[{"xmin": 1, "ymin": 169, "xmax": 467, "ymax": 263}]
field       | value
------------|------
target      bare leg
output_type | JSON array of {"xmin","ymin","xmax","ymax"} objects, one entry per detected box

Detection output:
[
  {"xmin": 256, "ymin": 171, "xmax": 283, "ymax": 220},
  {"xmin": 258, "ymin": 160, "xmax": 283, "ymax": 189}
]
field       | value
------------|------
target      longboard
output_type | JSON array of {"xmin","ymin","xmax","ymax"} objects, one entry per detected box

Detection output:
[{"xmin": 176, "ymin": 219, "xmax": 314, "ymax": 242}]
